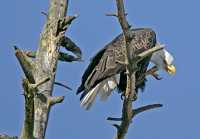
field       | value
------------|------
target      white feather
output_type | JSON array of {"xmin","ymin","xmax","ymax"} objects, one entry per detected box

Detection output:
[
  {"xmin": 99, "ymin": 74, "xmax": 120, "ymax": 101},
  {"xmin": 150, "ymin": 43, "xmax": 174, "ymax": 70},
  {"xmin": 164, "ymin": 49, "xmax": 174, "ymax": 65},
  {"xmin": 80, "ymin": 74, "xmax": 120, "ymax": 109},
  {"xmin": 80, "ymin": 84, "xmax": 100, "ymax": 110}
]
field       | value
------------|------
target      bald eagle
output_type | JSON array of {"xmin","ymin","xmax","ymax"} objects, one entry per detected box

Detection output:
[{"xmin": 77, "ymin": 28, "xmax": 175, "ymax": 110}]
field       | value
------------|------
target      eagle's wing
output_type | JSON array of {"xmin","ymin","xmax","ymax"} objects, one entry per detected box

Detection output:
[
  {"xmin": 77, "ymin": 28, "xmax": 156, "ymax": 109},
  {"xmin": 77, "ymin": 33, "xmax": 125, "ymax": 96},
  {"xmin": 76, "ymin": 47, "xmax": 106, "ymax": 94}
]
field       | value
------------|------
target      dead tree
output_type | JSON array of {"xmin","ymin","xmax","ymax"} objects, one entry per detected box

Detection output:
[
  {"xmin": 0, "ymin": 0, "xmax": 81, "ymax": 139},
  {"xmin": 107, "ymin": 0, "xmax": 163, "ymax": 139}
]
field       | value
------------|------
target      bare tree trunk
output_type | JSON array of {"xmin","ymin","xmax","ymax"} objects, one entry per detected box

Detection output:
[{"xmin": 13, "ymin": 0, "xmax": 78, "ymax": 139}]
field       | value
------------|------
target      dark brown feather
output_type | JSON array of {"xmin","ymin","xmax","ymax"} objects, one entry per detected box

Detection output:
[{"xmin": 77, "ymin": 28, "xmax": 156, "ymax": 100}]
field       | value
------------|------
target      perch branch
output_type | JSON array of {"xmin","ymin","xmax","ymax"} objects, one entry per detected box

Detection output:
[
  {"xmin": 114, "ymin": 0, "xmax": 136, "ymax": 139},
  {"xmin": 113, "ymin": 1, "xmax": 164, "ymax": 138}
]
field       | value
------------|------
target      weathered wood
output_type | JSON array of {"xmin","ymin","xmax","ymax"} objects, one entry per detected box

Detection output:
[
  {"xmin": 113, "ymin": 1, "xmax": 163, "ymax": 139},
  {"xmin": 32, "ymin": 0, "xmax": 70, "ymax": 138},
  {"xmin": 13, "ymin": 0, "xmax": 78, "ymax": 139},
  {"xmin": 14, "ymin": 46, "xmax": 35, "ymax": 83},
  {"xmin": 114, "ymin": 1, "xmax": 136, "ymax": 139}
]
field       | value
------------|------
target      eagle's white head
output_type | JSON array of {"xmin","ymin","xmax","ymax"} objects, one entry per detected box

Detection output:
[{"xmin": 150, "ymin": 43, "xmax": 176, "ymax": 74}]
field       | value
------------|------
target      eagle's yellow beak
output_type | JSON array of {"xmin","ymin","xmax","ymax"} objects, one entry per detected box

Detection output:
[{"xmin": 165, "ymin": 64, "xmax": 176, "ymax": 75}]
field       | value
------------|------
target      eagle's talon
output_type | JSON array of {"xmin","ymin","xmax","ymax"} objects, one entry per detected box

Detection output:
[
  {"xmin": 146, "ymin": 66, "xmax": 163, "ymax": 80},
  {"xmin": 153, "ymin": 73, "xmax": 163, "ymax": 80}
]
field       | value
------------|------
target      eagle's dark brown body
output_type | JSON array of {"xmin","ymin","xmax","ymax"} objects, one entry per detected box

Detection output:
[{"xmin": 77, "ymin": 28, "xmax": 156, "ymax": 100}]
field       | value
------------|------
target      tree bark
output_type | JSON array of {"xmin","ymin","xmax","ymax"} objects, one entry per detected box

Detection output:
[{"xmin": 13, "ymin": 0, "xmax": 78, "ymax": 139}]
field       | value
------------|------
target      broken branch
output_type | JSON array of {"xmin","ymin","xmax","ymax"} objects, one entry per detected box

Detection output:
[
  {"xmin": 49, "ymin": 96, "xmax": 65, "ymax": 106},
  {"xmin": 14, "ymin": 46, "xmax": 35, "ymax": 83}
]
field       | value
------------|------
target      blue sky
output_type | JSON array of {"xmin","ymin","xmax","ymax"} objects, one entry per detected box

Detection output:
[{"xmin": 0, "ymin": 0, "xmax": 200, "ymax": 139}]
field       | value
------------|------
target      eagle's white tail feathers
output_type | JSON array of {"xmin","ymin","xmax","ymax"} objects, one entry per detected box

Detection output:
[
  {"xmin": 99, "ymin": 75, "xmax": 119, "ymax": 101},
  {"xmin": 80, "ymin": 84, "xmax": 100, "ymax": 110},
  {"xmin": 99, "ymin": 81, "xmax": 113, "ymax": 101},
  {"xmin": 80, "ymin": 74, "xmax": 120, "ymax": 110}
]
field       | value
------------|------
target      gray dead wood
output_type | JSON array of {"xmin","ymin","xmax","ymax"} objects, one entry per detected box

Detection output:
[
  {"xmin": 112, "ymin": 0, "xmax": 163, "ymax": 139},
  {"xmin": 12, "ymin": 0, "xmax": 78, "ymax": 139}
]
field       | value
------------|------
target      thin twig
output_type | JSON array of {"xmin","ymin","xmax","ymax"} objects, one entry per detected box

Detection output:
[
  {"xmin": 105, "ymin": 12, "xmax": 128, "ymax": 17},
  {"xmin": 41, "ymin": 11, "xmax": 48, "ymax": 17},
  {"xmin": 107, "ymin": 117, "xmax": 122, "ymax": 121},
  {"xmin": 133, "ymin": 104, "xmax": 163, "ymax": 117},
  {"xmin": 54, "ymin": 81, "xmax": 72, "ymax": 90}
]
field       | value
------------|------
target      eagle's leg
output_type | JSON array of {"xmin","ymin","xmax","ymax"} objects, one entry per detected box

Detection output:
[{"xmin": 146, "ymin": 66, "xmax": 162, "ymax": 80}]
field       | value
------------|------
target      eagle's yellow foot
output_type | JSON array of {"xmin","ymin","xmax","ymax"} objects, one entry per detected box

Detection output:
[{"xmin": 146, "ymin": 66, "xmax": 163, "ymax": 80}]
